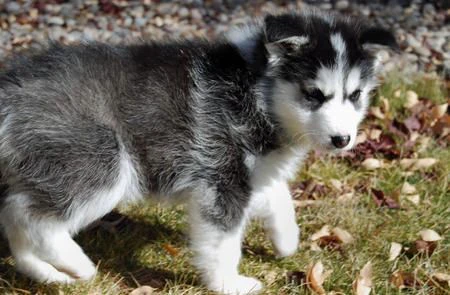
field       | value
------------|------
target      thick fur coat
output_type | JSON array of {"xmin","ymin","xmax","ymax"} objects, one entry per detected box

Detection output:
[{"xmin": 0, "ymin": 11, "xmax": 397, "ymax": 295}]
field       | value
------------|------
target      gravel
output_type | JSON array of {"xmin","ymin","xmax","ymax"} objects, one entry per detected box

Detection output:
[{"xmin": 0, "ymin": 0, "xmax": 448, "ymax": 77}]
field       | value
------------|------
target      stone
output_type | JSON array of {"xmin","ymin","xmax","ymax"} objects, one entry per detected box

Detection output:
[
  {"xmin": 47, "ymin": 16, "xmax": 65, "ymax": 26},
  {"xmin": 6, "ymin": 2, "xmax": 22, "ymax": 14},
  {"xmin": 335, "ymin": 0, "xmax": 349, "ymax": 10}
]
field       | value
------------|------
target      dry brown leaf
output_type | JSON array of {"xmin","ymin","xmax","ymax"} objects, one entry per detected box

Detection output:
[
  {"xmin": 162, "ymin": 244, "xmax": 180, "ymax": 257},
  {"xmin": 337, "ymin": 192, "xmax": 354, "ymax": 203},
  {"xmin": 331, "ymin": 227, "xmax": 354, "ymax": 244},
  {"xmin": 129, "ymin": 286, "xmax": 155, "ymax": 295},
  {"xmin": 413, "ymin": 158, "xmax": 438, "ymax": 170},
  {"xmin": 330, "ymin": 179, "xmax": 343, "ymax": 191},
  {"xmin": 306, "ymin": 261, "xmax": 328, "ymax": 295},
  {"xmin": 431, "ymin": 272, "xmax": 450, "ymax": 287},
  {"xmin": 390, "ymin": 271, "xmax": 422, "ymax": 289},
  {"xmin": 286, "ymin": 270, "xmax": 307, "ymax": 286},
  {"xmin": 362, "ymin": 158, "xmax": 383, "ymax": 170},
  {"xmin": 355, "ymin": 132, "xmax": 368, "ymax": 145},
  {"xmin": 370, "ymin": 106, "xmax": 385, "ymax": 119},
  {"xmin": 419, "ymin": 229, "xmax": 442, "ymax": 241},
  {"xmin": 310, "ymin": 225, "xmax": 331, "ymax": 241},
  {"xmin": 404, "ymin": 194, "xmax": 420, "ymax": 205},
  {"xmin": 381, "ymin": 97, "xmax": 390, "ymax": 113},
  {"xmin": 293, "ymin": 200, "xmax": 323, "ymax": 208},
  {"xmin": 401, "ymin": 182, "xmax": 417, "ymax": 195},
  {"xmin": 353, "ymin": 262, "xmax": 373, "ymax": 295},
  {"xmin": 310, "ymin": 241, "xmax": 322, "ymax": 252},
  {"xmin": 389, "ymin": 242, "xmax": 403, "ymax": 261},
  {"xmin": 369, "ymin": 129, "xmax": 382, "ymax": 141},
  {"xmin": 400, "ymin": 158, "xmax": 438, "ymax": 170},
  {"xmin": 404, "ymin": 90, "xmax": 419, "ymax": 109},
  {"xmin": 431, "ymin": 103, "xmax": 448, "ymax": 120},
  {"xmin": 406, "ymin": 239, "xmax": 437, "ymax": 257}
]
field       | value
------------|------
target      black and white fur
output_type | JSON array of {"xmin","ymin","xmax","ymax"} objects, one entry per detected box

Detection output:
[{"xmin": 0, "ymin": 11, "xmax": 397, "ymax": 295}]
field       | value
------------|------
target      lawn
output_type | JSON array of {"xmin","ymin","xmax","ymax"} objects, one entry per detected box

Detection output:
[{"xmin": 0, "ymin": 74, "xmax": 448, "ymax": 294}]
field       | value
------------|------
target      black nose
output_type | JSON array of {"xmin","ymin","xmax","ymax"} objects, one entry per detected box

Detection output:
[{"xmin": 331, "ymin": 135, "xmax": 350, "ymax": 148}]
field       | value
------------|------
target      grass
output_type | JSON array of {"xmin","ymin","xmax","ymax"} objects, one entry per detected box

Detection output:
[{"xmin": 0, "ymin": 74, "xmax": 448, "ymax": 294}]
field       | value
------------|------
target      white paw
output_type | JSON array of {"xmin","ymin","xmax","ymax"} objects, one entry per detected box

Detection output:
[
  {"xmin": 210, "ymin": 275, "xmax": 263, "ymax": 295},
  {"xmin": 271, "ymin": 223, "xmax": 300, "ymax": 258},
  {"xmin": 64, "ymin": 262, "xmax": 97, "ymax": 281}
]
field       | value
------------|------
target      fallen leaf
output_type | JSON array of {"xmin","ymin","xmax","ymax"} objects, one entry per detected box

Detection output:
[
  {"xmin": 162, "ymin": 244, "xmax": 180, "ymax": 257},
  {"xmin": 311, "ymin": 225, "xmax": 331, "ymax": 241},
  {"xmin": 370, "ymin": 106, "xmax": 385, "ymax": 119},
  {"xmin": 404, "ymin": 194, "xmax": 420, "ymax": 205},
  {"xmin": 404, "ymin": 90, "xmax": 419, "ymax": 109},
  {"xmin": 293, "ymin": 200, "xmax": 324, "ymax": 208},
  {"xmin": 431, "ymin": 103, "xmax": 448, "ymax": 120},
  {"xmin": 381, "ymin": 97, "xmax": 390, "ymax": 113},
  {"xmin": 129, "ymin": 286, "xmax": 155, "ymax": 295},
  {"xmin": 394, "ymin": 89, "xmax": 402, "ymax": 98},
  {"xmin": 355, "ymin": 132, "xmax": 368, "ymax": 145},
  {"xmin": 371, "ymin": 188, "xmax": 400, "ymax": 209},
  {"xmin": 353, "ymin": 262, "xmax": 373, "ymax": 295},
  {"xmin": 306, "ymin": 261, "xmax": 328, "ymax": 295},
  {"xmin": 419, "ymin": 229, "xmax": 442, "ymax": 241},
  {"xmin": 330, "ymin": 179, "xmax": 343, "ymax": 191},
  {"xmin": 413, "ymin": 158, "xmax": 438, "ymax": 170},
  {"xmin": 431, "ymin": 272, "xmax": 450, "ymax": 288},
  {"xmin": 286, "ymin": 270, "xmax": 307, "ymax": 286},
  {"xmin": 317, "ymin": 235, "xmax": 342, "ymax": 251},
  {"xmin": 310, "ymin": 241, "xmax": 322, "ymax": 252},
  {"xmin": 401, "ymin": 182, "xmax": 417, "ymax": 194},
  {"xmin": 400, "ymin": 158, "xmax": 438, "ymax": 170},
  {"xmin": 331, "ymin": 227, "xmax": 354, "ymax": 244},
  {"xmin": 389, "ymin": 242, "xmax": 403, "ymax": 261},
  {"xmin": 404, "ymin": 115, "xmax": 421, "ymax": 133},
  {"xmin": 391, "ymin": 271, "xmax": 423, "ymax": 289},
  {"xmin": 369, "ymin": 129, "xmax": 382, "ymax": 141},
  {"xmin": 337, "ymin": 192, "xmax": 354, "ymax": 202},
  {"xmin": 406, "ymin": 239, "xmax": 437, "ymax": 257},
  {"xmin": 362, "ymin": 158, "xmax": 383, "ymax": 170}
]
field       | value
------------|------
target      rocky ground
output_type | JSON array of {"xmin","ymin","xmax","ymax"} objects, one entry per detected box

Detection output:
[{"xmin": 0, "ymin": 0, "xmax": 449, "ymax": 77}]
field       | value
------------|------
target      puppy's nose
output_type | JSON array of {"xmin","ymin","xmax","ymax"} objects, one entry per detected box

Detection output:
[{"xmin": 331, "ymin": 135, "xmax": 350, "ymax": 148}]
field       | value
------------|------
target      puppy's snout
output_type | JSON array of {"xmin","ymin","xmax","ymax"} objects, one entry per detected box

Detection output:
[{"xmin": 330, "ymin": 135, "xmax": 350, "ymax": 148}]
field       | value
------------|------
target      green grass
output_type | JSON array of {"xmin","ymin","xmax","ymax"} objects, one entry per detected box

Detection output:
[{"xmin": 0, "ymin": 75, "xmax": 448, "ymax": 294}]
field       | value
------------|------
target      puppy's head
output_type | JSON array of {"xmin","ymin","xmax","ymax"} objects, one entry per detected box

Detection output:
[{"xmin": 262, "ymin": 12, "xmax": 397, "ymax": 151}]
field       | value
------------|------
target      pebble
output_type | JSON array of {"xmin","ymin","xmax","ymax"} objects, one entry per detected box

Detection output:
[
  {"xmin": 47, "ymin": 16, "xmax": 65, "ymax": 26},
  {"xmin": 415, "ymin": 46, "xmax": 431, "ymax": 57},
  {"xmin": 6, "ymin": 2, "xmax": 21, "ymax": 14}
]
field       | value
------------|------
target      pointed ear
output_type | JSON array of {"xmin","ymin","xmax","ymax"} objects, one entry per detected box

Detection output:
[
  {"xmin": 360, "ymin": 27, "xmax": 399, "ymax": 52},
  {"xmin": 265, "ymin": 36, "xmax": 310, "ymax": 58}
]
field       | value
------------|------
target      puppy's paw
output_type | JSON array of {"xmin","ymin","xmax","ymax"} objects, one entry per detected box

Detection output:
[
  {"xmin": 271, "ymin": 223, "xmax": 300, "ymax": 258},
  {"xmin": 65, "ymin": 262, "xmax": 97, "ymax": 281},
  {"xmin": 210, "ymin": 275, "xmax": 263, "ymax": 295}
]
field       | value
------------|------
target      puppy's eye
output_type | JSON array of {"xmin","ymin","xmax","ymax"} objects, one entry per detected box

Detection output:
[
  {"xmin": 348, "ymin": 90, "xmax": 362, "ymax": 102},
  {"xmin": 302, "ymin": 88, "xmax": 326, "ymax": 102}
]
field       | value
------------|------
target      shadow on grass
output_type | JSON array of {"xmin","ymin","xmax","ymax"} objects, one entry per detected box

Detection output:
[{"xmin": 0, "ymin": 211, "xmax": 201, "ymax": 292}]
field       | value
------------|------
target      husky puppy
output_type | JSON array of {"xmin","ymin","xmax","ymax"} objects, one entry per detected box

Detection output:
[{"xmin": 0, "ymin": 11, "xmax": 396, "ymax": 295}]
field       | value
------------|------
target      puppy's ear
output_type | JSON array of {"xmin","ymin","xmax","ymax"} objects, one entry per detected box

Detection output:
[
  {"xmin": 265, "ymin": 36, "xmax": 310, "ymax": 58},
  {"xmin": 360, "ymin": 27, "xmax": 399, "ymax": 52}
]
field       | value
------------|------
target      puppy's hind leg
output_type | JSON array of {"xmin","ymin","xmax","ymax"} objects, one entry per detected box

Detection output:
[{"xmin": 0, "ymin": 193, "xmax": 96, "ymax": 283}]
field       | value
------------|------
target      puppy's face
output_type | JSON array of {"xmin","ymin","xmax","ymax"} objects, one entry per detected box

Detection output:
[{"xmin": 265, "ymin": 14, "xmax": 397, "ymax": 151}]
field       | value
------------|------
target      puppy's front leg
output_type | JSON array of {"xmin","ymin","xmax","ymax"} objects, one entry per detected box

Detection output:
[
  {"xmin": 250, "ymin": 180, "xmax": 299, "ymax": 258},
  {"xmin": 189, "ymin": 186, "xmax": 262, "ymax": 295}
]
